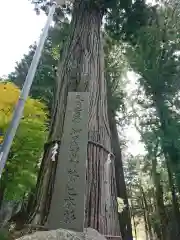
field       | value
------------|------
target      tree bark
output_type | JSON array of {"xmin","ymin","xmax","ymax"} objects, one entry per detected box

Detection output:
[
  {"xmin": 0, "ymin": 166, "xmax": 9, "ymax": 208},
  {"xmin": 130, "ymin": 199, "xmax": 137, "ymax": 240},
  {"xmin": 0, "ymin": 180, "xmax": 6, "ymax": 208},
  {"xmin": 153, "ymin": 96, "xmax": 180, "ymax": 192},
  {"xmin": 152, "ymin": 158, "xmax": 168, "ymax": 240},
  {"xmin": 29, "ymin": 0, "xmax": 120, "ymax": 236},
  {"xmin": 107, "ymin": 102, "xmax": 133, "ymax": 239},
  {"xmin": 166, "ymin": 159, "xmax": 180, "ymax": 239},
  {"xmin": 150, "ymin": 95, "xmax": 180, "ymax": 238},
  {"xmin": 141, "ymin": 198, "xmax": 149, "ymax": 240},
  {"xmin": 140, "ymin": 185, "xmax": 154, "ymax": 240}
]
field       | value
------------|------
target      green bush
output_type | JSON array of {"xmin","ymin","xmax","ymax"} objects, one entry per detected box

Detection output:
[{"xmin": 0, "ymin": 229, "xmax": 9, "ymax": 240}]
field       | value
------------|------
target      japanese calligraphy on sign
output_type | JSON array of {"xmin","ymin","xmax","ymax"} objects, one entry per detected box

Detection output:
[{"xmin": 47, "ymin": 92, "xmax": 89, "ymax": 232}]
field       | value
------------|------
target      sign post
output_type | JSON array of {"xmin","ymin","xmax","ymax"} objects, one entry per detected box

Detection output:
[{"xmin": 47, "ymin": 92, "xmax": 89, "ymax": 232}]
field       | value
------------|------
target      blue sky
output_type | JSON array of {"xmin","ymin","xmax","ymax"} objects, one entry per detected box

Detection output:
[
  {"xmin": 0, "ymin": 0, "xmax": 155, "ymax": 78},
  {"xmin": 0, "ymin": 0, "xmax": 46, "ymax": 77}
]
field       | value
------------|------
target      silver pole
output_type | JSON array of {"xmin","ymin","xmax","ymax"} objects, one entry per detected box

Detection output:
[{"xmin": 0, "ymin": 2, "xmax": 57, "ymax": 178}]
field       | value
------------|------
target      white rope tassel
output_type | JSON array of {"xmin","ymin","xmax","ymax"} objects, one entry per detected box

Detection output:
[
  {"xmin": 104, "ymin": 153, "xmax": 112, "ymax": 212},
  {"xmin": 107, "ymin": 153, "xmax": 111, "ymax": 165},
  {"xmin": 51, "ymin": 142, "xmax": 58, "ymax": 162}
]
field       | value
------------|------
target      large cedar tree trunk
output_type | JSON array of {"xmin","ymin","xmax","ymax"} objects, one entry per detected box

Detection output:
[{"xmin": 29, "ymin": 0, "xmax": 120, "ymax": 236}]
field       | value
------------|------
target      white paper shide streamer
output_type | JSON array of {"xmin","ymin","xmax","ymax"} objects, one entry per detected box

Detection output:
[
  {"xmin": 51, "ymin": 142, "xmax": 59, "ymax": 162},
  {"xmin": 105, "ymin": 153, "xmax": 112, "ymax": 210}
]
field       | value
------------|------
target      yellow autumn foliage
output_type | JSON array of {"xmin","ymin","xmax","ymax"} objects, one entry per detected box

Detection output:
[
  {"xmin": 0, "ymin": 82, "xmax": 47, "ymax": 133},
  {"xmin": 0, "ymin": 81, "xmax": 48, "ymax": 199}
]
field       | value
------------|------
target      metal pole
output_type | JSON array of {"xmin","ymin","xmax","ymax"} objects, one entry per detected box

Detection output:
[{"xmin": 0, "ymin": 2, "xmax": 57, "ymax": 178}]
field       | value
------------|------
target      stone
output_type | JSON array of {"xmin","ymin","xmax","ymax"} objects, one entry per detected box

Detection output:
[
  {"xmin": 0, "ymin": 200, "xmax": 23, "ymax": 228},
  {"xmin": 47, "ymin": 92, "xmax": 89, "ymax": 232},
  {"xmin": 16, "ymin": 228, "xmax": 107, "ymax": 240}
]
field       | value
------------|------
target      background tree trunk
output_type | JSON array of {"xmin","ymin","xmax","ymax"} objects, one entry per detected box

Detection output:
[
  {"xmin": 152, "ymin": 158, "xmax": 168, "ymax": 240},
  {"xmin": 166, "ymin": 159, "xmax": 180, "ymax": 239},
  {"xmin": 141, "ymin": 198, "xmax": 149, "ymax": 240},
  {"xmin": 140, "ymin": 185, "xmax": 154, "ymax": 240},
  {"xmin": 29, "ymin": 0, "xmax": 120, "ymax": 236},
  {"xmin": 130, "ymin": 199, "xmax": 137, "ymax": 240},
  {"xmin": 153, "ymin": 96, "xmax": 180, "ymax": 192},
  {"xmin": 107, "ymin": 99, "xmax": 133, "ymax": 239}
]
